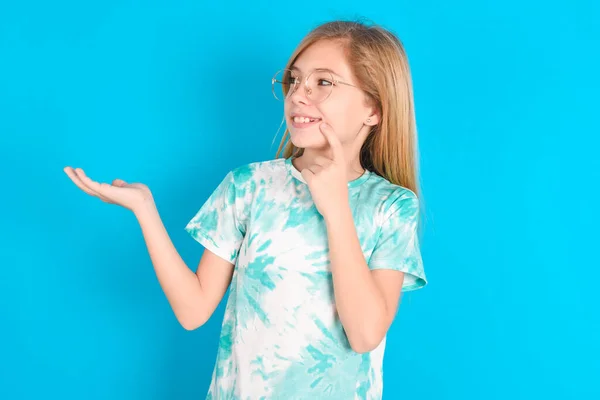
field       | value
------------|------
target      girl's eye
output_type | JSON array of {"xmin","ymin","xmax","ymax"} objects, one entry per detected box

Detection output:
[
  {"xmin": 318, "ymin": 79, "xmax": 333, "ymax": 86},
  {"xmin": 288, "ymin": 76, "xmax": 300, "ymax": 84}
]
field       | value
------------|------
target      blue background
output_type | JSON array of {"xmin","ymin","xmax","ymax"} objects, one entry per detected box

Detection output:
[{"xmin": 1, "ymin": 0, "xmax": 598, "ymax": 399}]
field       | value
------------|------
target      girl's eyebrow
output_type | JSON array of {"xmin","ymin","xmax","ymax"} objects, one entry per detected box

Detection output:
[{"xmin": 290, "ymin": 65, "xmax": 343, "ymax": 79}]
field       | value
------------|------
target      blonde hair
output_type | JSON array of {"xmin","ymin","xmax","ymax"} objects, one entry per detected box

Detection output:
[{"xmin": 275, "ymin": 19, "xmax": 422, "ymax": 200}]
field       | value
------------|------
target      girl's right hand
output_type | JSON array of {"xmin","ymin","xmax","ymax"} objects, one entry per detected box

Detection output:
[{"xmin": 63, "ymin": 166, "xmax": 154, "ymax": 213}]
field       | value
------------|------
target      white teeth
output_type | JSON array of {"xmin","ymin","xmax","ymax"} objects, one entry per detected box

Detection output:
[{"xmin": 293, "ymin": 116, "xmax": 319, "ymax": 123}]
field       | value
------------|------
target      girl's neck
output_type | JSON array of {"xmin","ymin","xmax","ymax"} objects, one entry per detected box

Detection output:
[{"xmin": 292, "ymin": 150, "xmax": 366, "ymax": 182}]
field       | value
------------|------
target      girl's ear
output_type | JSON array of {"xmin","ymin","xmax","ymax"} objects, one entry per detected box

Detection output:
[{"xmin": 366, "ymin": 111, "xmax": 380, "ymax": 126}]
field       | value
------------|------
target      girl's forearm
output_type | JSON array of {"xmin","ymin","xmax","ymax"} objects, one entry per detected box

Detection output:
[
  {"xmin": 134, "ymin": 200, "xmax": 205, "ymax": 329},
  {"xmin": 324, "ymin": 205, "xmax": 388, "ymax": 353}
]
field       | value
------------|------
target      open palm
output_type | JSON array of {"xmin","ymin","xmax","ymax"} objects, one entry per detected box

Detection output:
[{"xmin": 63, "ymin": 166, "xmax": 153, "ymax": 212}]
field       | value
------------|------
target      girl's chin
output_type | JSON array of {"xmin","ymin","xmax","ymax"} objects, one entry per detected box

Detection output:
[{"xmin": 289, "ymin": 131, "xmax": 326, "ymax": 149}]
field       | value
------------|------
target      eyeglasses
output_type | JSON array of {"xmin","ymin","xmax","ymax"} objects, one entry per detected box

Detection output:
[{"xmin": 271, "ymin": 68, "xmax": 360, "ymax": 104}]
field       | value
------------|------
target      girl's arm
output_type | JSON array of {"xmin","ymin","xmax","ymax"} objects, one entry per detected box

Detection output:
[
  {"xmin": 135, "ymin": 201, "xmax": 234, "ymax": 330},
  {"xmin": 324, "ymin": 207, "xmax": 404, "ymax": 354},
  {"xmin": 297, "ymin": 124, "xmax": 405, "ymax": 354},
  {"xmin": 64, "ymin": 166, "xmax": 233, "ymax": 331}
]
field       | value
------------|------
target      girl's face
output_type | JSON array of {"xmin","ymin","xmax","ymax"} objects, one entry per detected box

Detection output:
[{"xmin": 284, "ymin": 40, "xmax": 379, "ymax": 153}]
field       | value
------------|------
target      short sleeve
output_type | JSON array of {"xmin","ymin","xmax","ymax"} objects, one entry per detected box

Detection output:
[
  {"xmin": 184, "ymin": 171, "xmax": 247, "ymax": 265},
  {"xmin": 368, "ymin": 189, "xmax": 428, "ymax": 292}
]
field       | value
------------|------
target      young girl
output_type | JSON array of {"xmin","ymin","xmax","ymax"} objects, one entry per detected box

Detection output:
[{"xmin": 64, "ymin": 19, "xmax": 428, "ymax": 400}]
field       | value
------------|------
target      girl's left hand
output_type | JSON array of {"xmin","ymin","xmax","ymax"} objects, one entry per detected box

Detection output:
[{"xmin": 300, "ymin": 122, "xmax": 350, "ymax": 219}]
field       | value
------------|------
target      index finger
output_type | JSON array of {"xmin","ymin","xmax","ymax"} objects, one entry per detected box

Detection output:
[{"xmin": 319, "ymin": 122, "xmax": 344, "ymax": 161}]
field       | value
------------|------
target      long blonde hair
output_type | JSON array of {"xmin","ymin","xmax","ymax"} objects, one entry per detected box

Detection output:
[{"xmin": 275, "ymin": 19, "xmax": 422, "ymax": 199}]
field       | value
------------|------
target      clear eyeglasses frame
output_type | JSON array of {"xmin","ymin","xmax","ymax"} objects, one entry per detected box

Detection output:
[{"xmin": 271, "ymin": 68, "xmax": 360, "ymax": 104}]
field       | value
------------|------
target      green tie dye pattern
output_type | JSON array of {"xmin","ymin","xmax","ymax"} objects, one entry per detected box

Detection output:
[{"xmin": 184, "ymin": 157, "xmax": 427, "ymax": 399}]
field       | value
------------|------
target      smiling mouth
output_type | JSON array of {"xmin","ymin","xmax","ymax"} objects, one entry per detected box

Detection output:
[
  {"xmin": 290, "ymin": 116, "xmax": 322, "ymax": 129},
  {"xmin": 292, "ymin": 116, "xmax": 322, "ymax": 123}
]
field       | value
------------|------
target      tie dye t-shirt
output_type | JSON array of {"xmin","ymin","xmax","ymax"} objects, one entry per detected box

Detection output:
[{"xmin": 184, "ymin": 157, "xmax": 427, "ymax": 400}]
